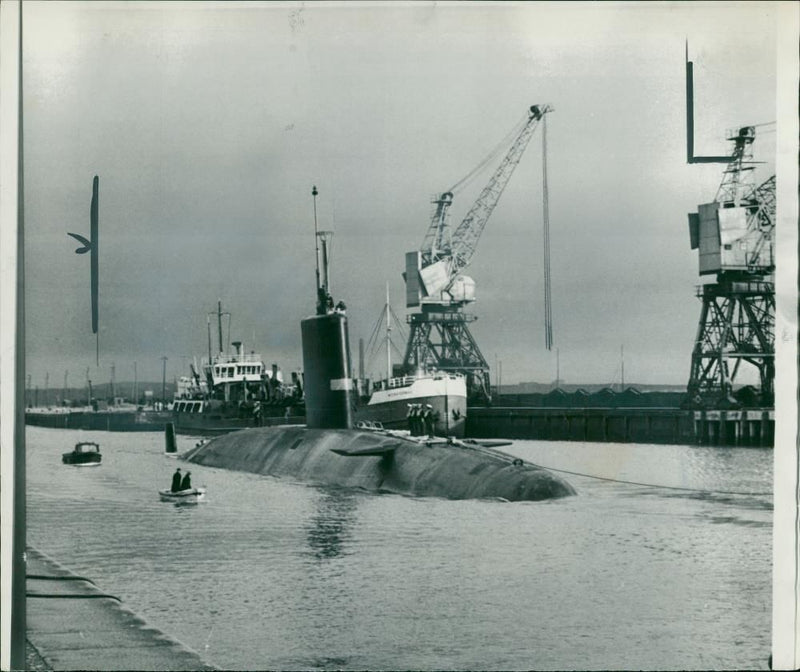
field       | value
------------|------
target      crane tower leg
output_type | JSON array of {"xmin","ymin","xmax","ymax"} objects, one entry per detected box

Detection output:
[
  {"xmin": 686, "ymin": 278, "xmax": 774, "ymax": 407},
  {"xmin": 403, "ymin": 308, "xmax": 492, "ymax": 403}
]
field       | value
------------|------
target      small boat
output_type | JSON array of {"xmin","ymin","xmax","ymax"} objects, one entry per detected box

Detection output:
[
  {"xmin": 158, "ymin": 487, "xmax": 206, "ymax": 504},
  {"xmin": 62, "ymin": 441, "xmax": 102, "ymax": 466}
]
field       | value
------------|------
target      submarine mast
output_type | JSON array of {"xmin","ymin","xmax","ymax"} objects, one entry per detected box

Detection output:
[{"xmin": 301, "ymin": 185, "xmax": 355, "ymax": 429}]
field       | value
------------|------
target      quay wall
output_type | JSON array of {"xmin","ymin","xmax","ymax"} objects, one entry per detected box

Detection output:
[
  {"xmin": 25, "ymin": 410, "xmax": 170, "ymax": 432},
  {"xmin": 466, "ymin": 407, "xmax": 774, "ymax": 447},
  {"xmin": 25, "ymin": 547, "xmax": 216, "ymax": 671}
]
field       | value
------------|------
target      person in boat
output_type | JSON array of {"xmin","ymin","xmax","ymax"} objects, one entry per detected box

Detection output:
[
  {"xmin": 171, "ymin": 468, "xmax": 182, "ymax": 493},
  {"xmin": 179, "ymin": 470, "xmax": 192, "ymax": 491}
]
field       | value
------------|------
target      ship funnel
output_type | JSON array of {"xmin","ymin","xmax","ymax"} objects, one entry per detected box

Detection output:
[{"xmin": 231, "ymin": 341, "xmax": 242, "ymax": 356}]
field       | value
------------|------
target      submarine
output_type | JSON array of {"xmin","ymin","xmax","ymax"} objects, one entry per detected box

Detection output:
[{"xmin": 182, "ymin": 187, "xmax": 574, "ymax": 502}]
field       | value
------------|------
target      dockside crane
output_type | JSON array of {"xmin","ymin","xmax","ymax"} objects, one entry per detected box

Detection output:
[
  {"xmin": 684, "ymin": 48, "xmax": 775, "ymax": 408},
  {"xmin": 402, "ymin": 104, "xmax": 553, "ymax": 402}
]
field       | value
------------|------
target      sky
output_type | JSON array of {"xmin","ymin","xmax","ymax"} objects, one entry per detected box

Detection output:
[{"xmin": 20, "ymin": 1, "xmax": 784, "ymax": 391}]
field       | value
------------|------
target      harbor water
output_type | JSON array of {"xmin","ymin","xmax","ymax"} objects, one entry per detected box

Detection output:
[{"xmin": 26, "ymin": 426, "xmax": 772, "ymax": 670}]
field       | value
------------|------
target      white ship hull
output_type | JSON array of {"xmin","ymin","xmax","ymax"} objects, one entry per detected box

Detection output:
[{"xmin": 356, "ymin": 374, "xmax": 467, "ymax": 438}]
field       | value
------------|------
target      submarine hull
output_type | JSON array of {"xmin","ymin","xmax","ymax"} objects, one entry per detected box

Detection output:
[{"xmin": 181, "ymin": 425, "xmax": 575, "ymax": 501}]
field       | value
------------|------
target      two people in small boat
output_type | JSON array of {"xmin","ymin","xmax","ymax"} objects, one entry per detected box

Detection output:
[{"xmin": 170, "ymin": 467, "xmax": 192, "ymax": 493}]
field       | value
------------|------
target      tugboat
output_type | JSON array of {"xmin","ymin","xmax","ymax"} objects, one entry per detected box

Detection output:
[
  {"xmin": 62, "ymin": 441, "xmax": 102, "ymax": 466},
  {"xmin": 171, "ymin": 301, "xmax": 303, "ymax": 436}
]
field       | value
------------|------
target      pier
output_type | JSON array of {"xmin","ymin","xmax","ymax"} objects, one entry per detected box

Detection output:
[{"xmin": 467, "ymin": 406, "xmax": 774, "ymax": 447}]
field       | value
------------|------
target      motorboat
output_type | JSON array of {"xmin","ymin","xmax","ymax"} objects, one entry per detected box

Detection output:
[
  {"xmin": 158, "ymin": 487, "xmax": 206, "ymax": 504},
  {"xmin": 62, "ymin": 441, "xmax": 102, "ymax": 466}
]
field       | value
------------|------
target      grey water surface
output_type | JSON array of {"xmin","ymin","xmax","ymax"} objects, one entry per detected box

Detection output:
[{"xmin": 26, "ymin": 426, "xmax": 772, "ymax": 671}]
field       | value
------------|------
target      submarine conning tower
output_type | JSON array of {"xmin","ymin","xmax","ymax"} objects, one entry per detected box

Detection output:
[
  {"xmin": 302, "ymin": 184, "xmax": 355, "ymax": 430},
  {"xmin": 301, "ymin": 310, "xmax": 354, "ymax": 429}
]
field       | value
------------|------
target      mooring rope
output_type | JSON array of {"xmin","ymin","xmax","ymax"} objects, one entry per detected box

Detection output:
[
  {"xmin": 521, "ymin": 460, "xmax": 773, "ymax": 497},
  {"xmin": 453, "ymin": 439, "xmax": 772, "ymax": 497}
]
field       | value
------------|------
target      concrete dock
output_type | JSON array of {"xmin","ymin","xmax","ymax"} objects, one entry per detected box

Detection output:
[{"xmin": 25, "ymin": 547, "xmax": 216, "ymax": 671}]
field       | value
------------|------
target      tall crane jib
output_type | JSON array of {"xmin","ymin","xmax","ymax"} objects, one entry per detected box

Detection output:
[
  {"xmin": 402, "ymin": 104, "xmax": 553, "ymax": 402},
  {"xmin": 684, "ymin": 49, "xmax": 776, "ymax": 410}
]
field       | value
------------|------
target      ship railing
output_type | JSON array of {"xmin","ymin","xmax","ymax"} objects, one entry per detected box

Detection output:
[
  {"xmin": 375, "ymin": 375, "xmax": 416, "ymax": 390},
  {"xmin": 201, "ymin": 352, "xmax": 264, "ymax": 366}
]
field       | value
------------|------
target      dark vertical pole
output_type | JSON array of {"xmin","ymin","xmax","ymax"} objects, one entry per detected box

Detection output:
[
  {"xmin": 312, "ymin": 185, "xmax": 320, "ymax": 294},
  {"xmin": 91, "ymin": 175, "xmax": 99, "ymax": 365},
  {"xmin": 358, "ymin": 337, "xmax": 365, "ymax": 380},
  {"xmin": 164, "ymin": 422, "xmax": 177, "ymax": 453},
  {"xmin": 5, "ymin": 1, "xmax": 28, "ymax": 666},
  {"xmin": 217, "ymin": 300, "xmax": 223, "ymax": 355},
  {"xmin": 321, "ymin": 236, "xmax": 330, "ymax": 296},
  {"xmin": 685, "ymin": 43, "xmax": 694, "ymax": 164},
  {"xmin": 206, "ymin": 315, "xmax": 212, "ymax": 362},
  {"xmin": 542, "ymin": 111, "xmax": 552, "ymax": 350},
  {"xmin": 161, "ymin": 356, "xmax": 168, "ymax": 405}
]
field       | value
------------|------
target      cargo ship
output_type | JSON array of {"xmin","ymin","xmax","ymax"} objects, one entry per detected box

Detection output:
[
  {"xmin": 355, "ymin": 370, "xmax": 467, "ymax": 437},
  {"xmin": 352, "ymin": 283, "xmax": 467, "ymax": 437}
]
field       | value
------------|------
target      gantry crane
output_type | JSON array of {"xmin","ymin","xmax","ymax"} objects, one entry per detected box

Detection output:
[
  {"xmin": 685, "ymin": 50, "xmax": 775, "ymax": 408},
  {"xmin": 402, "ymin": 104, "xmax": 553, "ymax": 402}
]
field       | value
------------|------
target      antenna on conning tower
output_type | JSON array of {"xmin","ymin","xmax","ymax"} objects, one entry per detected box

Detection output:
[{"xmin": 312, "ymin": 185, "xmax": 320, "ymax": 294}]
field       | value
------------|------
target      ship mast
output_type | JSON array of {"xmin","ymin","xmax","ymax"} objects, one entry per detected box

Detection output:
[
  {"xmin": 207, "ymin": 300, "xmax": 230, "ymax": 359},
  {"xmin": 385, "ymin": 282, "xmax": 392, "ymax": 380},
  {"xmin": 217, "ymin": 300, "xmax": 224, "ymax": 355}
]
